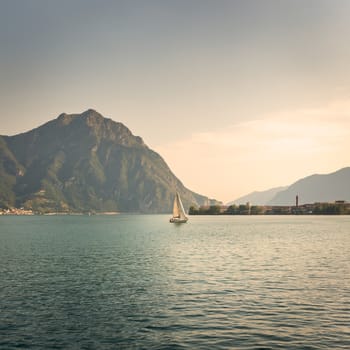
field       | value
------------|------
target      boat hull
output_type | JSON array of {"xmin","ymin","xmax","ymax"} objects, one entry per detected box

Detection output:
[{"xmin": 169, "ymin": 217, "xmax": 188, "ymax": 223}]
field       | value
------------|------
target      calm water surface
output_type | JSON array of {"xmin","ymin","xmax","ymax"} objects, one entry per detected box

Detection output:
[{"xmin": 0, "ymin": 215, "xmax": 350, "ymax": 349}]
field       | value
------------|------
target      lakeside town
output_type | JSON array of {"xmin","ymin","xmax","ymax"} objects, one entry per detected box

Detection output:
[
  {"xmin": 189, "ymin": 199, "xmax": 350, "ymax": 215},
  {"xmin": 0, "ymin": 208, "xmax": 35, "ymax": 215}
]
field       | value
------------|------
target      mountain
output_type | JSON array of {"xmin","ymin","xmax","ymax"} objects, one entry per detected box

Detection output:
[
  {"xmin": 227, "ymin": 186, "xmax": 287, "ymax": 206},
  {"xmin": 268, "ymin": 167, "xmax": 350, "ymax": 205},
  {"xmin": 0, "ymin": 109, "xmax": 214, "ymax": 213}
]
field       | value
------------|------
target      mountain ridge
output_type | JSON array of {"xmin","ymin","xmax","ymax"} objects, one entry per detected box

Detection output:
[
  {"xmin": 228, "ymin": 167, "xmax": 350, "ymax": 206},
  {"xmin": 227, "ymin": 186, "xmax": 288, "ymax": 206},
  {"xmin": 268, "ymin": 167, "xmax": 350, "ymax": 205}
]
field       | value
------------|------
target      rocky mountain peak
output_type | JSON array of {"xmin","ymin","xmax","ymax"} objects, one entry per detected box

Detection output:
[
  {"xmin": 81, "ymin": 109, "xmax": 105, "ymax": 123},
  {"xmin": 57, "ymin": 109, "xmax": 106, "ymax": 127},
  {"xmin": 57, "ymin": 112, "xmax": 74, "ymax": 126},
  {"xmin": 54, "ymin": 110, "xmax": 144, "ymax": 148},
  {"xmin": 0, "ymin": 109, "xmax": 211, "ymax": 212}
]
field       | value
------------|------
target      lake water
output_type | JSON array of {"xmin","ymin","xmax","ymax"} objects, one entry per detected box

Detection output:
[{"xmin": 1, "ymin": 215, "xmax": 350, "ymax": 349}]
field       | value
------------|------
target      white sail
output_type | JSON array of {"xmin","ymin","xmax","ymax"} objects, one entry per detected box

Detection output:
[
  {"xmin": 172, "ymin": 194, "xmax": 181, "ymax": 218},
  {"xmin": 170, "ymin": 192, "xmax": 188, "ymax": 223}
]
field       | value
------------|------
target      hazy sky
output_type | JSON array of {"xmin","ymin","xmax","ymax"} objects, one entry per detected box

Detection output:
[{"xmin": 1, "ymin": 0, "xmax": 350, "ymax": 202}]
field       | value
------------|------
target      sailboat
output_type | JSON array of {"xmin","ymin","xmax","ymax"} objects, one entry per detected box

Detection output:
[{"xmin": 169, "ymin": 192, "xmax": 188, "ymax": 223}]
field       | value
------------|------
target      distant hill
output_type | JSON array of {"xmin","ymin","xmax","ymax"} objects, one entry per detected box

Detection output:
[
  {"xmin": 0, "ymin": 109, "xmax": 215, "ymax": 213},
  {"xmin": 268, "ymin": 167, "xmax": 350, "ymax": 205},
  {"xmin": 228, "ymin": 167, "xmax": 350, "ymax": 206},
  {"xmin": 227, "ymin": 186, "xmax": 287, "ymax": 206}
]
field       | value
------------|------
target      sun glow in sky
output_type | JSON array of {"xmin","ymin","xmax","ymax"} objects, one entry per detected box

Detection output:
[{"xmin": 1, "ymin": 0, "xmax": 350, "ymax": 202}]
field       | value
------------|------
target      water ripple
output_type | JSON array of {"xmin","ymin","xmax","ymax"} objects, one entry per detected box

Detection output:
[{"xmin": 0, "ymin": 215, "xmax": 350, "ymax": 349}]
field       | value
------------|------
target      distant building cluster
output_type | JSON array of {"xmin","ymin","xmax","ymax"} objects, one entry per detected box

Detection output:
[
  {"xmin": 0, "ymin": 208, "xmax": 34, "ymax": 215},
  {"xmin": 190, "ymin": 200, "xmax": 350, "ymax": 215}
]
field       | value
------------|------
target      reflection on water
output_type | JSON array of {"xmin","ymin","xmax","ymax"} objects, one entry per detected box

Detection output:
[{"xmin": 1, "ymin": 215, "xmax": 350, "ymax": 349}]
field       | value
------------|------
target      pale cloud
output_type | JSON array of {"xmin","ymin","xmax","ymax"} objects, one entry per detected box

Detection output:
[{"xmin": 155, "ymin": 98, "xmax": 350, "ymax": 203}]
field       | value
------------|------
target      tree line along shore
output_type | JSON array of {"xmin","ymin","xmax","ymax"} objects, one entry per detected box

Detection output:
[{"xmin": 189, "ymin": 201, "xmax": 350, "ymax": 215}]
